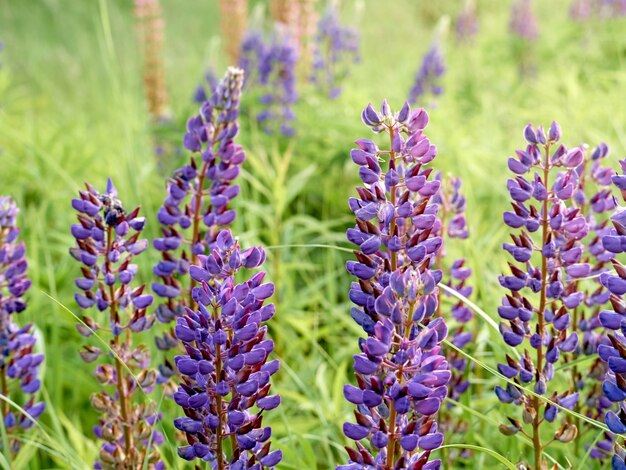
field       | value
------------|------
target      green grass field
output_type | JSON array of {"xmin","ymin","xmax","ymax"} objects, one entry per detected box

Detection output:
[{"xmin": 1, "ymin": 0, "xmax": 626, "ymax": 468}]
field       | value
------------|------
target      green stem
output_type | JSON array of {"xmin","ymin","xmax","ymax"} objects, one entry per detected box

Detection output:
[{"xmin": 532, "ymin": 143, "xmax": 551, "ymax": 470}]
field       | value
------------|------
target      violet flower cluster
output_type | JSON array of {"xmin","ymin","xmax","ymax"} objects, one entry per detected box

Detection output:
[
  {"xmin": 432, "ymin": 176, "xmax": 473, "ymax": 406},
  {"xmin": 309, "ymin": 6, "xmax": 361, "ymax": 99},
  {"xmin": 595, "ymin": 159, "xmax": 626, "ymax": 468},
  {"xmin": 257, "ymin": 30, "xmax": 298, "ymax": 137},
  {"xmin": 0, "ymin": 196, "xmax": 44, "ymax": 451},
  {"xmin": 497, "ymin": 122, "xmax": 590, "ymax": 468},
  {"xmin": 572, "ymin": 143, "xmax": 616, "ymax": 422},
  {"xmin": 509, "ymin": 0, "xmax": 539, "ymax": 41},
  {"xmin": 171, "ymin": 67, "xmax": 282, "ymax": 468},
  {"xmin": 339, "ymin": 101, "xmax": 448, "ymax": 470},
  {"xmin": 173, "ymin": 230, "xmax": 282, "ymax": 468},
  {"xmin": 407, "ymin": 44, "xmax": 445, "ymax": 107},
  {"xmin": 570, "ymin": 0, "xmax": 593, "ymax": 20},
  {"xmin": 238, "ymin": 28, "xmax": 298, "ymax": 136},
  {"xmin": 153, "ymin": 67, "xmax": 245, "ymax": 380},
  {"xmin": 193, "ymin": 68, "xmax": 218, "ymax": 105},
  {"xmin": 455, "ymin": 1, "xmax": 478, "ymax": 44},
  {"xmin": 70, "ymin": 180, "xmax": 163, "ymax": 469}
]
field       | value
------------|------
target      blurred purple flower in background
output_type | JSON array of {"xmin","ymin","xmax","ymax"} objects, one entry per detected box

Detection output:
[
  {"xmin": 310, "ymin": 5, "xmax": 360, "ymax": 99},
  {"xmin": 0, "ymin": 196, "xmax": 44, "ymax": 453},
  {"xmin": 455, "ymin": 0, "xmax": 478, "ymax": 43},
  {"xmin": 509, "ymin": 0, "xmax": 539, "ymax": 41},
  {"xmin": 408, "ymin": 44, "xmax": 445, "ymax": 107}
]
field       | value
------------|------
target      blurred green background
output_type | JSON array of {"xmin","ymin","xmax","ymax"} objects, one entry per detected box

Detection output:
[{"xmin": 0, "ymin": 0, "xmax": 625, "ymax": 468}]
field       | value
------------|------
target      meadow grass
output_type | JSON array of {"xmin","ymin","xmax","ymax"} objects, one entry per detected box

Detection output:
[{"xmin": 0, "ymin": 0, "xmax": 625, "ymax": 468}]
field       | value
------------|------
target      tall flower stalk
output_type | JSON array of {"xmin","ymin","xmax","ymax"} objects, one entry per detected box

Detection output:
[
  {"xmin": 257, "ymin": 29, "xmax": 298, "ymax": 136},
  {"xmin": 152, "ymin": 67, "xmax": 245, "ymax": 383},
  {"xmin": 407, "ymin": 44, "xmax": 445, "ymax": 107},
  {"xmin": 310, "ymin": 5, "xmax": 360, "ymax": 99},
  {"xmin": 70, "ymin": 180, "xmax": 163, "ymax": 469},
  {"xmin": 173, "ymin": 231, "xmax": 282, "ymax": 468},
  {"xmin": 339, "ymin": 101, "xmax": 448, "ymax": 470},
  {"xmin": 0, "ymin": 196, "xmax": 44, "ymax": 455},
  {"xmin": 135, "ymin": 0, "xmax": 169, "ymax": 121},
  {"xmin": 219, "ymin": 0, "xmax": 248, "ymax": 64},
  {"xmin": 497, "ymin": 122, "xmax": 588, "ymax": 469},
  {"xmin": 509, "ymin": 0, "xmax": 539, "ymax": 78},
  {"xmin": 433, "ymin": 176, "xmax": 473, "ymax": 399},
  {"xmin": 169, "ymin": 68, "xmax": 282, "ymax": 469},
  {"xmin": 455, "ymin": 0, "xmax": 478, "ymax": 44}
]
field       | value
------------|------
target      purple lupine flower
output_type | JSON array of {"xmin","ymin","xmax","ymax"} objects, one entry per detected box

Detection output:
[
  {"xmin": 193, "ymin": 68, "xmax": 219, "ymax": 104},
  {"xmin": 152, "ymin": 67, "xmax": 245, "ymax": 381},
  {"xmin": 238, "ymin": 30, "xmax": 265, "ymax": 88},
  {"xmin": 455, "ymin": 0, "xmax": 478, "ymax": 43},
  {"xmin": 407, "ymin": 44, "xmax": 445, "ymax": 106},
  {"xmin": 597, "ymin": 159, "xmax": 626, "ymax": 468},
  {"xmin": 70, "ymin": 180, "xmax": 163, "ymax": 468},
  {"xmin": 256, "ymin": 27, "xmax": 298, "ymax": 136},
  {"xmin": 570, "ymin": 0, "xmax": 592, "ymax": 20},
  {"xmin": 173, "ymin": 230, "xmax": 282, "ymax": 468},
  {"xmin": 309, "ymin": 5, "xmax": 360, "ymax": 99},
  {"xmin": 509, "ymin": 0, "xmax": 539, "ymax": 41},
  {"xmin": 497, "ymin": 123, "xmax": 586, "ymax": 468},
  {"xmin": 432, "ymin": 176, "xmax": 473, "ymax": 406},
  {"xmin": 0, "ymin": 196, "xmax": 44, "ymax": 453},
  {"xmin": 565, "ymin": 142, "xmax": 617, "ymax": 460},
  {"xmin": 340, "ymin": 101, "xmax": 447, "ymax": 469}
]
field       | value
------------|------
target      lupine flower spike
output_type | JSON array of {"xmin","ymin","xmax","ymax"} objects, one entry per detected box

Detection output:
[
  {"xmin": 408, "ymin": 43, "xmax": 445, "ymax": 107},
  {"xmin": 497, "ymin": 122, "xmax": 587, "ymax": 469},
  {"xmin": 339, "ymin": 101, "xmax": 448, "ymax": 470},
  {"xmin": 0, "ymin": 196, "xmax": 44, "ymax": 454},
  {"xmin": 135, "ymin": 0, "xmax": 170, "ymax": 122},
  {"xmin": 566, "ymin": 142, "xmax": 617, "ymax": 460},
  {"xmin": 509, "ymin": 0, "xmax": 539, "ymax": 77},
  {"xmin": 597, "ymin": 159, "xmax": 626, "ymax": 468},
  {"xmin": 70, "ymin": 180, "xmax": 163, "ymax": 469},
  {"xmin": 455, "ymin": 0, "xmax": 478, "ymax": 44},
  {"xmin": 153, "ymin": 67, "xmax": 246, "ymax": 388},
  {"xmin": 257, "ymin": 28, "xmax": 298, "ymax": 136},
  {"xmin": 173, "ymin": 232, "xmax": 282, "ymax": 468},
  {"xmin": 432, "ymin": 176, "xmax": 474, "ymax": 408},
  {"xmin": 219, "ymin": 0, "xmax": 248, "ymax": 64},
  {"xmin": 171, "ymin": 72, "xmax": 282, "ymax": 468},
  {"xmin": 310, "ymin": 5, "xmax": 361, "ymax": 99}
]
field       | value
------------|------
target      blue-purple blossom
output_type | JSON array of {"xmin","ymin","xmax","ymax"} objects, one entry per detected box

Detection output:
[
  {"xmin": 509, "ymin": 0, "xmax": 539, "ymax": 41},
  {"xmin": 497, "ymin": 122, "xmax": 586, "ymax": 467},
  {"xmin": 596, "ymin": 158, "xmax": 626, "ymax": 467},
  {"xmin": 257, "ymin": 29, "xmax": 298, "ymax": 136},
  {"xmin": 432, "ymin": 176, "xmax": 473, "ymax": 405},
  {"xmin": 0, "ymin": 196, "xmax": 44, "ymax": 452},
  {"xmin": 408, "ymin": 44, "xmax": 445, "ymax": 106},
  {"xmin": 239, "ymin": 30, "xmax": 265, "ymax": 87},
  {"xmin": 193, "ymin": 68, "xmax": 218, "ymax": 104},
  {"xmin": 340, "ymin": 101, "xmax": 447, "ymax": 470},
  {"xmin": 153, "ymin": 67, "xmax": 245, "ymax": 373},
  {"xmin": 310, "ymin": 6, "xmax": 360, "ymax": 99},
  {"xmin": 173, "ymin": 230, "xmax": 282, "ymax": 468},
  {"xmin": 70, "ymin": 180, "xmax": 163, "ymax": 468},
  {"xmin": 455, "ymin": 1, "xmax": 478, "ymax": 43}
]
